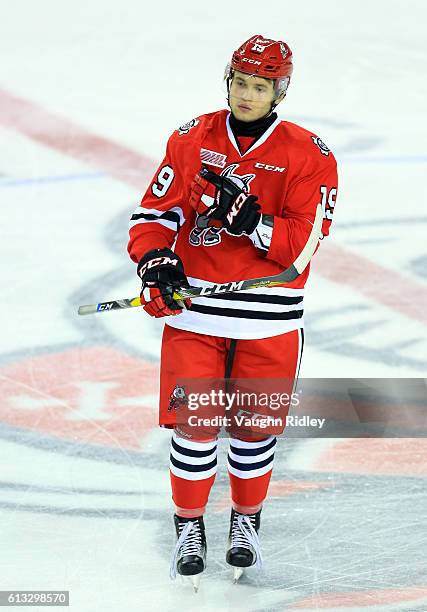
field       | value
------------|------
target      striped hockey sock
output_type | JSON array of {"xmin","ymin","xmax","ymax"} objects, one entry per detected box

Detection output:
[
  {"xmin": 227, "ymin": 436, "xmax": 277, "ymax": 513},
  {"xmin": 169, "ymin": 432, "xmax": 218, "ymax": 518}
]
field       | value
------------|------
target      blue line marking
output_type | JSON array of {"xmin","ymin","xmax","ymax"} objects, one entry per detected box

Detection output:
[{"xmin": 0, "ymin": 156, "xmax": 425, "ymax": 191}]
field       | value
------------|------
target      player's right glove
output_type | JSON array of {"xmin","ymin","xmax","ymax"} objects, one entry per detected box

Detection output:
[
  {"xmin": 137, "ymin": 248, "xmax": 191, "ymax": 318},
  {"xmin": 192, "ymin": 168, "xmax": 261, "ymax": 235}
]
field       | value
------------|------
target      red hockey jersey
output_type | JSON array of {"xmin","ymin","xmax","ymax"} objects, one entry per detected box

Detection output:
[{"xmin": 128, "ymin": 110, "xmax": 338, "ymax": 339}]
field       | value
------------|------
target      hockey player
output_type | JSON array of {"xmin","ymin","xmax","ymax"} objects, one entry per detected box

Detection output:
[{"xmin": 128, "ymin": 34, "xmax": 338, "ymax": 588}]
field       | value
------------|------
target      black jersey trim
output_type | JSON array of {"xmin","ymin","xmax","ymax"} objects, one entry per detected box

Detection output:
[
  {"xmin": 189, "ymin": 304, "xmax": 303, "ymax": 320},
  {"xmin": 130, "ymin": 209, "xmax": 182, "ymax": 229}
]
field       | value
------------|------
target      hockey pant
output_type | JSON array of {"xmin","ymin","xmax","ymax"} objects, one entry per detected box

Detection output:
[{"xmin": 162, "ymin": 324, "xmax": 304, "ymax": 516}]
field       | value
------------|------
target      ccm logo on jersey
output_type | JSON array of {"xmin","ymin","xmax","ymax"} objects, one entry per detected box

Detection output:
[{"xmin": 254, "ymin": 162, "xmax": 286, "ymax": 173}]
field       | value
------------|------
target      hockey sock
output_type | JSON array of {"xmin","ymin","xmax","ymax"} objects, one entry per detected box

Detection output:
[
  {"xmin": 227, "ymin": 436, "xmax": 277, "ymax": 514},
  {"xmin": 169, "ymin": 431, "xmax": 218, "ymax": 518}
]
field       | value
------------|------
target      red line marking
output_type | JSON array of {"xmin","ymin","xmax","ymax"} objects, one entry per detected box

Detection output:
[
  {"xmin": 314, "ymin": 243, "xmax": 427, "ymax": 326},
  {"xmin": 0, "ymin": 88, "xmax": 155, "ymax": 189},
  {"xmin": 314, "ymin": 439, "xmax": 427, "ymax": 476},
  {"xmin": 1, "ymin": 87, "xmax": 426, "ymax": 325},
  {"xmin": 291, "ymin": 586, "xmax": 427, "ymax": 609}
]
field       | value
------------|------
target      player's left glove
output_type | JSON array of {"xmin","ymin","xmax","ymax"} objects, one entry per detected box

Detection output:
[{"xmin": 196, "ymin": 168, "xmax": 261, "ymax": 236}]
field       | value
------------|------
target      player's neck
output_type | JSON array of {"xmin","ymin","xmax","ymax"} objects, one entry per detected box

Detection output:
[{"xmin": 229, "ymin": 111, "xmax": 277, "ymax": 138}]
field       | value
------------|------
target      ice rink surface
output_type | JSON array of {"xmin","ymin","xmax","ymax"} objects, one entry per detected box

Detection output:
[{"xmin": 0, "ymin": 1, "xmax": 426, "ymax": 610}]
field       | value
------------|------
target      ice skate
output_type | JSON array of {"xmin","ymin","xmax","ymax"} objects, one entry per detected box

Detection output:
[
  {"xmin": 170, "ymin": 515, "xmax": 207, "ymax": 591},
  {"xmin": 226, "ymin": 508, "xmax": 263, "ymax": 582}
]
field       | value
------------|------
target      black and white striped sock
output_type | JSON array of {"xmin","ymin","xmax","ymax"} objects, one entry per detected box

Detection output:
[
  {"xmin": 170, "ymin": 432, "xmax": 218, "ymax": 481},
  {"xmin": 227, "ymin": 436, "xmax": 277, "ymax": 479}
]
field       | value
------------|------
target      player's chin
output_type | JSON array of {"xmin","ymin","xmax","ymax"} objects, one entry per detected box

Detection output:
[
  {"xmin": 232, "ymin": 106, "xmax": 264, "ymax": 122},
  {"xmin": 234, "ymin": 110, "xmax": 256, "ymax": 122}
]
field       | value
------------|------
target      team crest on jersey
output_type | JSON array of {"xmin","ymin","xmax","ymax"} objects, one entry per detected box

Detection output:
[
  {"xmin": 178, "ymin": 118, "xmax": 199, "ymax": 136},
  {"xmin": 311, "ymin": 136, "xmax": 331, "ymax": 156},
  {"xmin": 168, "ymin": 385, "xmax": 188, "ymax": 412},
  {"xmin": 189, "ymin": 164, "xmax": 255, "ymax": 247}
]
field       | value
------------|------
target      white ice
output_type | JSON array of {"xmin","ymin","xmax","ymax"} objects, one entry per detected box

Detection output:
[{"xmin": 0, "ymin": 1, "xmax": 426, "ymax": 610}]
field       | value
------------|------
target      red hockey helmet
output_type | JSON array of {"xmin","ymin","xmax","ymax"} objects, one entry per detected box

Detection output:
[
  {"xmin": 231, "ymin": 34, "xmax": 293, "ymax": 79},
  {"xmin": 225, "ymin": 35, "xmax": 293, "ymax": 101}
]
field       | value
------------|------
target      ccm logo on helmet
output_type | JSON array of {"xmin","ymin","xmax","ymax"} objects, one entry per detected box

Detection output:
[
  {"xmin": 255, "ymin": 163, "xmax": 286, "ymax": 173},
  {"xmin": 242, "ymin": 58, "xmax": 262, "ymax": 65}
]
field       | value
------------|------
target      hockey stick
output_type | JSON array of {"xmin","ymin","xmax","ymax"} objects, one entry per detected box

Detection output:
[{"xmin": 78, "ymin": 204, "xmax": 322, "ymax": 316}]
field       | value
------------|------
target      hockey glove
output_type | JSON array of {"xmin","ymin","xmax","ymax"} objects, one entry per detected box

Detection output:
[
  {"xmin": 137, "ymin": 248, "xmax": 191, "ymax": 318},
  {"xmin": 189, "ymin": 171, "xmax": 210, "ymax": 211},
  {"xmin": 199, "ymin": 168, "xmax": 261, "ymax": 236}
]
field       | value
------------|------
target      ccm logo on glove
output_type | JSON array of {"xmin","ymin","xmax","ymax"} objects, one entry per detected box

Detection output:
[
  {"xmin": 226, "ymin": 193, "xmax": 248, "ymax": 224},
  {"xmin": 137, "ymin": 248, "xmax": 191, "ymax": 318},
  {"xmin": 138, "ymin": 255, "xmax": 179, "ymax": 278}
]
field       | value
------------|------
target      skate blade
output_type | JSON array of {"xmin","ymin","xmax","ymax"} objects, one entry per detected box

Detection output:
[
  {"xmin": 233, "ymin": 567, "xmax": 244, "ymax": 583},
  {"xmin": 189, "ymin": 574, "xmax": 200, "ymax": 592}
]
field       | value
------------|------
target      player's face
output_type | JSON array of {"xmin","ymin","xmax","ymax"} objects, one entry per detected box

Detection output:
[{"xmin": 229, "ymin": 71, "xmax": 276, "ymax": 121}]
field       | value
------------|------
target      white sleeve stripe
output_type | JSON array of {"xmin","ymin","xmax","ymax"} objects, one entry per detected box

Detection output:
[
  {"xmin": 129, "ymin": 217, "xmax": 177, "ymax": 232},
  {"xmin": 133, "ymin": 205, "xmax": 186, "ymax": 224}
]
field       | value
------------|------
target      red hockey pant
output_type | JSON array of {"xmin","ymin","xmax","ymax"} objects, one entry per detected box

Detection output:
[{"xmin": 161, "ymin": 324, "xmax": 304, "ymax": 516}]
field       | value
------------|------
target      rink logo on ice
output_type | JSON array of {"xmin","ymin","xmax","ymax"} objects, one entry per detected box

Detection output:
[
  {"xmin": 178, "ymin": 118, "xmax": 199, "ymax": 135},
  {"xmin": 0, "ymin": 347, "xmax": 159, "ymax": 451},
  {"xmin": 311, "ymin": 136, "xmax": 331, "ymax": 156}
]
